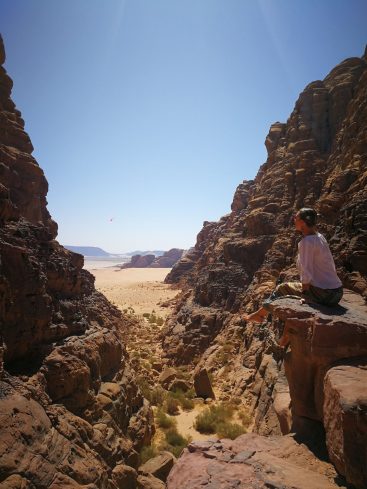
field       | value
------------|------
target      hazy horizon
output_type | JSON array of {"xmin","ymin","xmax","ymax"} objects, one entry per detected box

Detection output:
[{"xmin": 1, "ymin": 0, "xmax": 366, "ymax": 253}]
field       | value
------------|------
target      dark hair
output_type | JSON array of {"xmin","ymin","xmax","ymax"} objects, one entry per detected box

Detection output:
[{"xmin": 298, "ymin": 208, "xmax": 318, "ymax": 227}]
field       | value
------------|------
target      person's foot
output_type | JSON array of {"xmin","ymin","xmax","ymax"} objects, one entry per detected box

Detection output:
[{"xmin": 244, "ymin": 308, "xmax": 267, "ymax": 323}]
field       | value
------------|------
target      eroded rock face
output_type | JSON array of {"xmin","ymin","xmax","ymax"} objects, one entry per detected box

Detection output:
[
  {"xmin": 0, "ymin": 35, "xmax": 152, "ymax": 488},
  {"xmin": 167, "ymin": 434, "xmax": 345, "ymax": 489},
  {"xmin": 162, "ymin": 50, "xmax": 367, "ymax": 422},
  {"xmin": 162, "ymin": 49, "xmax": 367, "ymax": 487}
]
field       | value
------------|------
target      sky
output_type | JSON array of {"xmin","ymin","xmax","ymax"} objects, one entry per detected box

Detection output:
[{"xmin": 0, "ymin": 0, "xmax": 366, "ymax": 253}]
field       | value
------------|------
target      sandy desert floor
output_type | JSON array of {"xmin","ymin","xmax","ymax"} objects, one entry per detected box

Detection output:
[{"xmin": 90, "ymin": 267, "xmax": 179, "ymax": 318}]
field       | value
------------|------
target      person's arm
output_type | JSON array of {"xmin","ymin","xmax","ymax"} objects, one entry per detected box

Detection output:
[{"xmin": 298, "ymin": 239, "xmax": 314, "ymax": 291}]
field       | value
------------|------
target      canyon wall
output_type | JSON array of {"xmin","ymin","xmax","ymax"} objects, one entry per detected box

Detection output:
[
  {"xmin": 0, "ymin": 36, "xmax": 152, "ymax": 488},
  {"xmin": 163, "ymin": 49, "xmax": 367, "ymax": 486}
]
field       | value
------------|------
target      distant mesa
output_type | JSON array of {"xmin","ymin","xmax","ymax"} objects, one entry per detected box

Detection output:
[
  {"xmin": 65, "ymin": 245, "xmax": 111, "ymax": 257},
  {"xmin": 121, "ymin": 248, "xmax": 185, "ymax": 269}
]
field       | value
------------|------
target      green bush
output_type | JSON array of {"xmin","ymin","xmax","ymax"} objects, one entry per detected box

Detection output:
[
  {"xmin": 165, "ymin": 396, "xmax": 180, "ymax": 415},
  {"xmin": 216, "ymin": 422, "xmax": 245, "ymax": 440},
  {"xmin": 150, "ymin": 386, "xmax": 166, "ymax": 406},
  {"xmin": 180, "ymin": 397, "xmax": 194, "ymax": 410},
  {"xmin": 238, "ymin": 409, "xmax": 252, "ymax": 428},
  {"xmin": 140, "ymin": 445, "xmax": 158, "ymax": 464},
  {"xmin": 156, "ymin": 316, "xmax": 164, "ymax": 326},
  {"xmin": 194, "ymin": 403, "xmax": 235, "ymax": 434},
  {"xmin": 160, "ymin": 428, "xmax": 191, "ymax": 458},
  {"xmin": 168, "ymin": 389, "xmax": 194, "ymax": 411},
  {"xmin": 156, "ymin": 408, "xmax": 176, "ymax": 429}
]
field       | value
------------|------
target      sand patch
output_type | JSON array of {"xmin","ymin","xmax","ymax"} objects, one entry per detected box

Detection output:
[{"xmin": 91, "ymin": 267, "xmax": 179, "ymax": 317}]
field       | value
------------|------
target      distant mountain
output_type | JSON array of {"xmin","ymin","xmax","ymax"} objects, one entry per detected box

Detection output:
[
  {"xmin": 123, "ymin": 250, "xmax": 165, "ymax": 257},
  {"xmin": 65, "ymin": 246, "xmax": 111, "ymax": 257}
]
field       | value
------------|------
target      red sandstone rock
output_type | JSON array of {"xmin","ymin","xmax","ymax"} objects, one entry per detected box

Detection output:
[
  {"xmin": 193, "ymin": 367, "xmax": 215, "ymax": 399},
  {"xmin": 167, "ymin": 434, "xmax": 345, "ymax": 489},
  {"xmin": 162, "ymin": 48, "xmax": 367, "ymax": 487},
  {"xmin": 139, "ymin": 451, "xmax": 176, "ymax": 482},
  {"xmin": 323, "ymin": 363, "xmax": 367, "ymax": 489},
  {"xmin": 0, "ymin": 35, "xmax": 152, "ymax": 488}
]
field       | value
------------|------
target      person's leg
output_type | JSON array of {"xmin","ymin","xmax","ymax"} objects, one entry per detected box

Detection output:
[
  {"xmin": 308, "ymin": 285, "xmax": 343, "ymax": 306},
  {"xmin": 244, "ymin": 282, "xmax": 303, "ymax": 324}
]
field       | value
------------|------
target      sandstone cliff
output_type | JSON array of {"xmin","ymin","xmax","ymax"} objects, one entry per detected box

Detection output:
[
  {"xmin": 0, "ymin": 36, "xmax": 153, "ymax": 488},
  {"xmin": 121, "ymin": 248, "xmax": 184, "ymax": 269},
  {"xmin": 162, "ymin": 49, "xmax": 367, "ymax": 488}
]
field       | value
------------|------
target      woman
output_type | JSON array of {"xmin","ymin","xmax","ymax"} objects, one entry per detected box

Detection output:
[{"xmin": 244, "ymin": 208, "xmax": 343, "ymax": 336}]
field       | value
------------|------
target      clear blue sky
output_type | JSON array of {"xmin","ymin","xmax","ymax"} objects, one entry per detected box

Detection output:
[{"xmin": 1, "ymin": 0, "xmax": 366, "ymax": 253}]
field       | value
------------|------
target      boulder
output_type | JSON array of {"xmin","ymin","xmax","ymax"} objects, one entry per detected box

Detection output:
[
  {"xmin": 158, "ymin": 368, "xmax": 177, "ymax": 389},
  {"xmin": 193, "ymin": 367, "xmax": 215, "ymax": 399},
  {"xmin": 323, "ymin": 363, "xmax": 367, "ymax": 489},
  {"xmin": 137, "ymin": 473, "xmax": 166, "ymax": 489},
  {"xmin": 111, "ymin": 464, "xmax": 137, "ymax": 489},
  {"xmin": 139, "ymin": 451, "xmax": 176, "ymax": 482}
]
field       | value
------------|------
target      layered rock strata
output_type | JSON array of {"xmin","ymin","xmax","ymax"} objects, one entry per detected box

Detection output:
[
  {"xmin": 162, "ymin": 49, "xmax": 367, "ymax": 486},
  {"xmin": 0, "ymin": 36, "xmax": 153, "ymax": 488}
]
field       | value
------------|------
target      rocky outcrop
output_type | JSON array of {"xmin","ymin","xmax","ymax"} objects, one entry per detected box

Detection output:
[
  {"xmin": 121, "ymin": 249, "xmax": 185, "ymax": 269},
  {"xmin": 266, "ymin": 292, "xmax": 367, "ymax": 489},
  {"xmin": 0, "ymin": 35, "xmax": 152, "ymax": 488},
  {"xmin": 167, "ymin": 434, "xmax": 345, "ymax": 489},
  {"xmin": 162, "ymin": 49, "xmax": 367, "ymax": 392},
  {"xmin": 149, "ymin": 248, "xmax": 184, "ymax": 268},
  {"xmin": 121, "ymin": 254, "xmax": 156, "ymax": 268},
  {"xmin": 162, "ymin": 49, "xmax": 367, "ymax": 486}
]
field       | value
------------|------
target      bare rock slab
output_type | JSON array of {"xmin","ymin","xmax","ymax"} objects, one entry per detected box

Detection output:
[
  {"xmin": 167, "ymin": 433, "xmax": 346, "ymax": 489},
  {"xmin": 324, "ymin": 363, "xmax": 367, "ymax": 489}
]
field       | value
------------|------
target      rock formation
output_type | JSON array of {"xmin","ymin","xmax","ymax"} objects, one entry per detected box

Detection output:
[
  {"xmin": 162, "ymin": 49, "xmax": 367, "ymax": 487},
  {"xmin": 121, "ymin": 253, "xmax": 156, "ymax": 268},
  {"xmin": 121, "ymin": 249, "xmax": 184, "ymax": 269},
  {"xmin": 0, "ymin": 35, "xmax": 154, "ymax": 488},
  {"xmin": 167, "ymin": 435, "xmax": 345, "ymax": 489}
]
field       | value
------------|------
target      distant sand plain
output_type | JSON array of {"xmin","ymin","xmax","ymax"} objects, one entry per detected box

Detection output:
[{"xmin": 89, "ymin": 267, "xmax": 179, "ymax": 318}]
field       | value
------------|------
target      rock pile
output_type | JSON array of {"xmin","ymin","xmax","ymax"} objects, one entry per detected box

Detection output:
[{"xmin": 0, "ymin": 35, "xmax": 153, "ymax": 488}]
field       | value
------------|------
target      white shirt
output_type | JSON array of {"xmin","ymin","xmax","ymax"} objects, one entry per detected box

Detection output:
[{"xmin": 296, "ymin": 233, "xmax": 342, "ymax": 289}]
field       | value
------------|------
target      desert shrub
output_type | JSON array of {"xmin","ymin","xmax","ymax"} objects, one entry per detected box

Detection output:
[
  {"xmin": 194, "ymin": 403, "xmax": 235, "ymax": 434},
  {"xmin": 140, "ymin": 445, "xmax": 158, "ymax": 464},
  {"xmin": 149, "ymin": 314, "xmax": 157, "ymax": 324},
  {"xmin": 137, "ymin": 377, "xmax": 152, "ymax": 400},
  {"xmin": 150, "ymin": 386, "xmax": 166, "ymax": 406},
  {"xmin": 161, "ymin": 428, "xmax": 191, "ymax": 458},
  {"xmin": 216, "ymin": 422, "xmax": 245, "ymax": 440},
  {"xmin": 238, "ymin": 409, "xmax": 252, "ymax": 428},
  {"xmin": 165, "ymin": 396, "xmax": 180, "ymax": 415},
  {"xmin": 156, "ymin": 316, "xmax": 164, "ymax": 326},
  {"xmin": 169, "ymin": 389, "xmax": 194, "ymax": 411},
  {"xmin": 180, "ymin": 397, "xmax": 194, "ymax": 410},
  {"xmin": 143, "ymin": 312, "xmax": 150, "ymax": 318},
  {"xmin": 156, "ymin": 408, "xmax": 176, "ymax": 429}
]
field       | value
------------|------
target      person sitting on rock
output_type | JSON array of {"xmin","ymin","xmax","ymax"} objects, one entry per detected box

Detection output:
[{"xmin": 244, "ymin": 208, "xmax": 343, "ymax": 341}]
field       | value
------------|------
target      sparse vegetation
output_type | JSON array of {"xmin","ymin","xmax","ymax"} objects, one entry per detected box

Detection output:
[
  {"xmin": 160, "ymin": 427, "xmax": 191, "ymax": 458},
  {"xmin": 194, "ymin": 403, "xmax": 236, "ymax": 434},
  {"xmin": 165, "ymin": 396, "xmax": 180, "ymax": 415},
  {"xmin": 168, "ymin": 389, "xmax": 195, "ymax": 411},
  {"xmin": 150, "ymin": 386, "xmax": 166, "ymax": 406},
  {"xmin": 140, "ymin": 444, "xmax": 158, "ymax": 464},
  {"xmin": 156, "ymin": 408, "xmax": 176, "ymax": 429},
  {"xmin": 216, "ymin": 422, "xmax": 245, "ymax": 439}
]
